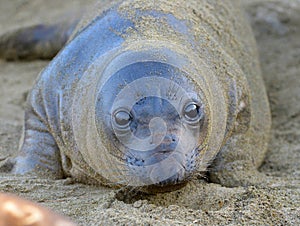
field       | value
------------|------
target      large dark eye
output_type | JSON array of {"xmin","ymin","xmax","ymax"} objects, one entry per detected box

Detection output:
[
  {"xmin": 113, "ymin": 110, "xmax": 132, "ymax": 128},
  {"xmin": 183, "ymin": 103, "xmax": 201, "ymax": 122}
]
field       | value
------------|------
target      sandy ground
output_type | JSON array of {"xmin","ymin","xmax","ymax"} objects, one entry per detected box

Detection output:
[{"xmin": 0, "ymin": 0, "xmax": 299, "ymax": 225}]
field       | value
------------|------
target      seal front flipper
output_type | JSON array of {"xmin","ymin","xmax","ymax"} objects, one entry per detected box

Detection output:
[
  {"xmin": 11, "ymin": 84, "xmax": 64, "ymax": 179},
  {"xmin": 209, "ymin": 134, "xmax": 267, "ymax": 187},
  {"xmin": 0, "ymin": 19, "xmax": 78, "ymax": 61},
  {"xmin": 12, "ymin": 113, "xmax": 63, "ymax": 178}
]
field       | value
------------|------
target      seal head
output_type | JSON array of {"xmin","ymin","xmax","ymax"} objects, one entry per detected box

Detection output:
[{"xmin": 95, "ymin": 60, "xmax": 208, "ymax": 187}]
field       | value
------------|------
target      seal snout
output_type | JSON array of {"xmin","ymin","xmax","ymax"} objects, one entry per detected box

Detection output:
[{"xmin": 125, "ymin": 133, "xmax": 179, "ymax": 167}]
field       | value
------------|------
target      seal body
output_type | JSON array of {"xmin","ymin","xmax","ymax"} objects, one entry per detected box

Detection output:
[{"xmin": 11, "ymin": 0, "xmax": 271, "ymax": 189}]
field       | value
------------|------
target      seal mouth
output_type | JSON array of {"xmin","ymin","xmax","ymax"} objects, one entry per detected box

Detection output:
[
  {"xmin": 124, "ymin": 145, "xmax": 199, "ymax": 187},
  {"xmin": 125, "ymin": 147, "xmax": 177, "ymax": 167}
]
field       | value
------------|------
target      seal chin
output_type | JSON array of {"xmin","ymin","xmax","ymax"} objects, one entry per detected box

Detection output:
[{"xmin": 149, "ymin": 165, "xmax": 186, "ymax": 186}]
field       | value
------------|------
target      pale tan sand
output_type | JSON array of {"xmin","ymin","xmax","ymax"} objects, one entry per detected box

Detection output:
[{"xmin": 0, "ymin": 0, "xmax": 299, "ymax": 225}]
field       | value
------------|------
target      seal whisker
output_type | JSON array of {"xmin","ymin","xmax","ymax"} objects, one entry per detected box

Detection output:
[
  {"xmin": 121, "ymin": 149, "xmax": 147, "ymax": 166},
  {"xmin": 166, "ymin": 76, "xmax": 180, "ymax": 101}
]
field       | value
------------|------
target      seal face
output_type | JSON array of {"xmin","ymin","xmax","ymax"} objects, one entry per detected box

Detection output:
[{"xmin": 96, "ymin": 61, "xmax": 208, "ymax": 186}]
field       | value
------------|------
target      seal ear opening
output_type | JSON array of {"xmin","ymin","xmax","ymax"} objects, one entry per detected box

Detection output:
[{"xmin": 233, "ymin": 81, "xmax": 251, "ymax": 134}]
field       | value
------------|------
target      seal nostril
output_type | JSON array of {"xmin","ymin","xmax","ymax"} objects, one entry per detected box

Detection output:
[
  {"xmin": 159, "ymin": 149, "xmax": 172, "ymax": 154},
  {"xmin": 163, "ymin": 134, "xmax": 177, "ymax": 144}
]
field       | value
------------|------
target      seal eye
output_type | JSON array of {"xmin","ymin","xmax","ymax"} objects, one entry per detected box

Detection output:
[
  {"xmin": 114, "ymin": 110, "xmax": 132, "ymax": 128},
  {"xmin": 183, "ymin": 103, "xmax": 201, "ymax": 122}
]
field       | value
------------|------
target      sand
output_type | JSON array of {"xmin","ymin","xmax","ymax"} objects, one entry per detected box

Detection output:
[{"xmin": 0, "ymin": 0, "xmax": 299, "ymax": 225}]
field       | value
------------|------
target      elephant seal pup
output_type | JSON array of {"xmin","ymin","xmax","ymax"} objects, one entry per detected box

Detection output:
[
  {"xmin": 3, "ymin": 0, "xmax": 271, "ymax": 191},
  {"xmin": 0, "ymin": 193, "xmax": 76, "ymax": 226}
]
